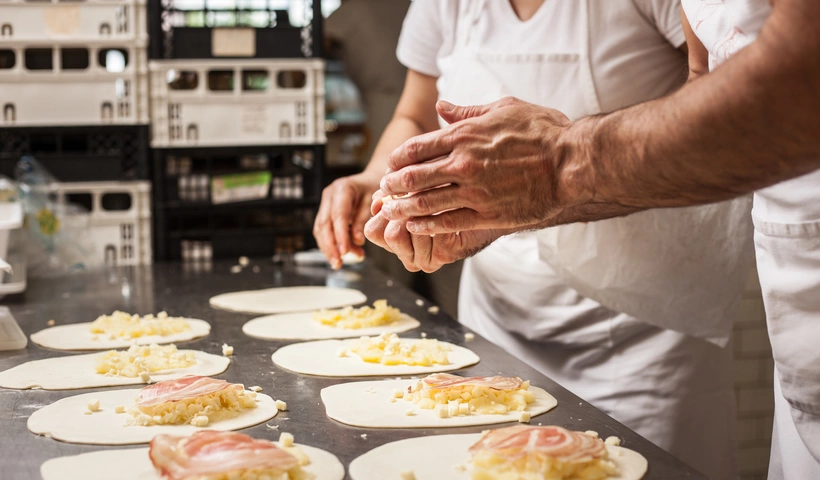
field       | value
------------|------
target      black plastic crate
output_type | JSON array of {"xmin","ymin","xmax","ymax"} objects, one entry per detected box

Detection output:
[
  {"xmin": 151, "ymin": 143, "xmax": 324, "ymax": 260},
  {"xmin": 149, "ymin": 0, "xmax": 324, "ymax": 59},
  {"xmin": 0, "ymin": 125, "xmax": 150, "ymax": 181}
]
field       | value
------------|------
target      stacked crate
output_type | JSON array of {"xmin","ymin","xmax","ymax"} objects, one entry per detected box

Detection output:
[
  {"xmin": 0, "ymin": 0, "xmax": 150, "ymax": 180},
  {"xmin": 148, "ymin": 0, "xmax": 327, "ymax": 261}
]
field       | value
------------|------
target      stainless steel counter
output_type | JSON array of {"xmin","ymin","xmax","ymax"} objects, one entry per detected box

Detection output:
[{"xmin": 0, "ymin": 261, "xmax": 708, "ymax": 479}]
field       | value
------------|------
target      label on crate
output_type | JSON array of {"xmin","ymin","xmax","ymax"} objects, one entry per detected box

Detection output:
[
  {"xmin": 211, "ymin": 171, "xmax": 272, "ymax": 205},
  {"xmin": 212, "ymin": 28, "xmax": 256, "ymax": 57}
]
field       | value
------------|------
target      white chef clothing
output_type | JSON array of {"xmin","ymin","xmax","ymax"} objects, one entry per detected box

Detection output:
[
  {"xmin": 398, "ymin": 1, "xmax": 747, "ymax": 479},
  {"xmin": 681, "ymin": 1, "xmax": 820, "ymax": 477}
]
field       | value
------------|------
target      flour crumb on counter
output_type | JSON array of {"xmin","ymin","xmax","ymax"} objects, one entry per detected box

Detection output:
[
  {"xmin": 265, "ymin": 423, "xmax": 279, "ymax": 430},
  {"xmin": 386, "ymin": 280, "xmax": 394, "ymax": 287},
  {"xmin": 222, "ymin": 343, "xmax": 234, "ymax": 356},
  {"xmin": 252, "ymin": 266, "xmax": 260, "ymax": 273},
  {"xmin": 360, "ymin": 434, "xmax": 368, "ymax": 439},
  {"xmin": 427, "ymin": 306, "xmax": 440, "ymax": 314},
  {"xmin": 464, "ymin": 333, "xmax": 475, "ymax": 341},
  {"xmin": 420, "ymin": 332, "xmax": 427, "ymax": 338},
  {"xmin": 249, "ymin": 385, "xmax": 262, "ymax": 392},
  {"xmin": 275, "ymin": 400, "xmax": 287, "ymax": 411},
  {"xmin": 47, "ymin": 319, "xmax": 55, "ymax": 326},
  {"xmin": 605, "ymin": 436, "xmax": 621, "ymax": 447},
  {"xmin": 238, "ymin": 256, "xmax": 250, "ymax": 267},
  {"xmin": 230, "ymin": 265, "xmax": 242, "ymax": 274},
  {"xmin": 415, "ymin": 299, "xmax": 424, "ymax": 307}
]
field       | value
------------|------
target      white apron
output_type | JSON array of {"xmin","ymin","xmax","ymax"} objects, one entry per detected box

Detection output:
[
  {"xmin": 448, "ymin": 1, "xmax": 739, "ymax": 478},
  {"xmin": 680, "ymin": 0, "xmax": 820, "ymax": 476}
]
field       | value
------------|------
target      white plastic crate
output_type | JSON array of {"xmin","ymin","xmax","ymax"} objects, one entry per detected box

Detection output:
[
  {"xmin": 149, "ymin": 58, "xmax": 326, "ymax": 148},
  {"xmin": 0, "ymin": 0, "xmax": 147, "ymax": 43},
  {"xmin": 53, "ymin": 181, "xmax": 152, "ymax": 267},
  {"xmin": 0, "ymin": 40, "xmax": 149, "ymax": 126}
]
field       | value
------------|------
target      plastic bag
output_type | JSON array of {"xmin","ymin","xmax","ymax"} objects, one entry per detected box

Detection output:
[{"xmin": 12, "ymin": 156, "xmax": 95, "ymax": 275}]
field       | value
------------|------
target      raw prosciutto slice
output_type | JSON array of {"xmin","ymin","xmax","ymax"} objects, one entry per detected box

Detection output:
[
  {"xmin": 150, "ymin": 430, "xmax": 299, "ymax": 479},
  {"xmin": 136, "ymin": 376, "xmax": 237, "ymax": 407},
  {"xmin": 469, "ymin": 426, "xmax": 607, "ymax": 464},
  {"xmin": 422, "ymin": 373, "xmax": 523, "ymax": 391}
]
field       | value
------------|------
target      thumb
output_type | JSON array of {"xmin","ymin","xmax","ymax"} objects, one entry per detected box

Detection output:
[{"xmin": 437, "ymin": 98, "xmax": 507, "ymax": 124}]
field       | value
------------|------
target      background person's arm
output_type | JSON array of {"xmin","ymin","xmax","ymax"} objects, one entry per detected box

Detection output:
[{"xmin": 313, "ymin": 70, "xmax": 439, "ymax": 268}]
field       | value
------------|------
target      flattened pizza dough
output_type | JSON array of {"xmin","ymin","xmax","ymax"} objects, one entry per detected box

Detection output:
[
  {"xmin": 243, "ymin": 312, "xmax": 419, "ymax": 341},
  {"xmin": 28, "ymin": 389, "xmax": 278, "ymax": 445},
  {"xmin": 349, "ymin": 434, "xmax": 648, "ymax": 480},
  {"xmin": 0, "ymin": 350, "xmax": 229, "ymax": 390},
  {"xmin": 30, "ymin": 319, "xmax": 211, "ymax": 351},
  {"xmin": 271, "ymin": 339, "xmax": 479, "ymax": 377},
  {"xmin": 41, "ymin": 443, "xmax": 345, "ymax": 480},
  {"xmin": 321, "ymin": 379, "xmax": 557, "ymax": 428},
  {"xmin": 209, "ymin": 286, "xmax": 367, "ymax": 314}
]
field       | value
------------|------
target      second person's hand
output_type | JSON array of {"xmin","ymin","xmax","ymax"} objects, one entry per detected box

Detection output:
[{"xmin": 313, "ymin": 172, "xmax": 381, "ymax": 269}]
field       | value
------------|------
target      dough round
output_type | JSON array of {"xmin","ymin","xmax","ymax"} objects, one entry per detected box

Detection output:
[
  {"xmin": 28, "ymin": 389, "xmax": 278, "ymax": 445},
  {"xmin": 271, "ymin": 339, "xmax": 479, "ymax": 377},
  {"xmin": 321, "ymin": 379, "xmax": 557, "ymax": 428},
  {"xmin": 243, "ymin": 312, "xmax": 420, "ymax": 341},
  {"xmin": 349, "ymin": 433, "xmax": 648, "ymax": 480},
  {"xmin": 30, "ymin": 319, "xmax": 211, "ymax": 351},
  {"xmin": 41, "ymin": 443, "xmax": 345, "ymax": 480},
  {"xmin": 209, "ymin": 286, "xmax": 367, "ymax": 314},
  {"xmin": 0, "ymin": 350, "xmax": 230, "ymax": 390}
]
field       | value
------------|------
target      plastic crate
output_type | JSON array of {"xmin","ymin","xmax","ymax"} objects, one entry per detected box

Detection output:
[
  {"xmin": 0, "ymin": 41, "xmax": 149, "ymax": 126},
  {"xmin": 148, "ymin": 57, "xmax": 325, "ymax": 148},
  {"xmin": 52, "ymin": 180, "xmax": 152, "ymax": 266},
  {"xmin": 151, "ymin": 144, "xmax": 324, "ymax": 261},
  {"xmin": 0, "ymin": 0, "xmax": 147, "ymax": 43},
  {"xmin": 148, "ymin": 0, "xmax": 323, "ymax": 59},
  {"xmin": 0, "ymin": 125, "xmax": 149, "ymax": 180}
]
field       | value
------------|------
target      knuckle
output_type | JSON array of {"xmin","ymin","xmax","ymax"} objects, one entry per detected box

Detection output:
[
  {"xmin": 413, "ymin": 195, "xmax": 430, "ymax": 215},
  {"xmin": 400, "ymin": 169, "xmax": 416, "ymax": 190}
]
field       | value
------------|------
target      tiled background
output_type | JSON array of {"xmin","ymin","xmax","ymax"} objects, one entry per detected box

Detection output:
[{"xmin": 733, "ymin": 266, "xmax": 774, "ymax": 480}]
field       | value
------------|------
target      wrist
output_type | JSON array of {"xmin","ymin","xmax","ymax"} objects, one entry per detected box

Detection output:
[{"xmin": 549, "ymin": 116, "xmax": 602, "ymax": 210}]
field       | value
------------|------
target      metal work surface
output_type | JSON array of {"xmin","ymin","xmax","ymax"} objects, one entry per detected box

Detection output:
[{"xmin": 0, "ymin": 261, "xmax": 708, "ymax": 479}]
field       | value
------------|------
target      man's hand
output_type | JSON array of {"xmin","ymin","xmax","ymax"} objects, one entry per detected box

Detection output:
[
  {"xmin": 363, "ymin": 209, "xmax": 509, "ymax": 273},
  {"xmin": 375, "ymin": 97, "xmax": 584, "ymax": 236},
  {"xmin": 313, "ymin": 173, "xmax": 380, "ymax": 269}
]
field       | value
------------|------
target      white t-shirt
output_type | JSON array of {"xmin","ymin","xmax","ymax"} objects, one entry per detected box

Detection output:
[
  {"xmin": 398, "ymin": 0, "xmax": 686, "ymax": 114},
  {"xmin": 395, "ymin": 0, "xmax": 691, "ymax": 345}
]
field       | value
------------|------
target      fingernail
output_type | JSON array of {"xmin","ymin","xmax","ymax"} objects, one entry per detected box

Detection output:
[
  {"xmin": 439, "ymin": 100, "xmax": 455, "ymax": 113},
  {"xmin": 385, "ymin": 168, "xmax": 392, "ymax": 174}
]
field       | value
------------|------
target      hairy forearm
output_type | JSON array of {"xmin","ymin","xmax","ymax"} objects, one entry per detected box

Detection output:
[{"xmin": 559, "ymin": 0, "xmax": 820, "ymax": 211}]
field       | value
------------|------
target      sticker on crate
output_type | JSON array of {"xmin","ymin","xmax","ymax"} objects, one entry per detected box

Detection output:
[{"xmin": 211, "ymin": 172, "xmax": 271, "ymax": 205}]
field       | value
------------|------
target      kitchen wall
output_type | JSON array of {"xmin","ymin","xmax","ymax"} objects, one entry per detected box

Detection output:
[{"xmin": 733, "ymin": 266, "xmax": 775, "ymax": 480}]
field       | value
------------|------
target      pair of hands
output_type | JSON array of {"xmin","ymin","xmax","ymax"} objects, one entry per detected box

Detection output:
[{"xmin": 314, "ymin": 97, "xmax": 576, "ymax": 272}]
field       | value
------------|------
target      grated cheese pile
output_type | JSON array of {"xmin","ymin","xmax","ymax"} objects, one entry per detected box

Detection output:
[
  {"xmin": 403, "ymin": 378, "xmax": 535, "ymax": 416},
  {"xmin": 470, "ymin": 428, "xmax": 618, "ymax": 480},
  {"xmin": 126, "ymin": 387, "xmax": 257, "ymax": 427},
  {"xmin": 343, "ymin": 332, "xmax": 451, "ymax": 366},
  {"xmin": 89, "ymin": 311, "xmax": 190, "ymax": 339},
  {"xmin": 95, "ymin": 344, "xmax": 197, "ymax": 377},
  {"xmin": 313, "ymin": 300, "xmax": 401, "ymax": 329}
]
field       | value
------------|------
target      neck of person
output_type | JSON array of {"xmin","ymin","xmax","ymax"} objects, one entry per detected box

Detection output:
[{"xmin": 509, "ymin": 0, "xmax": 546, "ymax": 22}]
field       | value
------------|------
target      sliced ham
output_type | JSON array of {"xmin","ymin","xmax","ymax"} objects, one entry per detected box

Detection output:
[
  {"xmin": 135, "ymin": 376, "xmax": 239, "ymax": 407},
  {"xmin": 150, "ymin": 430, "xmax": 299, "ymax": 480},
  {"xmin": 422, "ymin": 373, "xmax": 524, "ymax": 391},
  {"xmin": 469, "ymin": 425, "xmax": 607, "ymax": 464}
]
